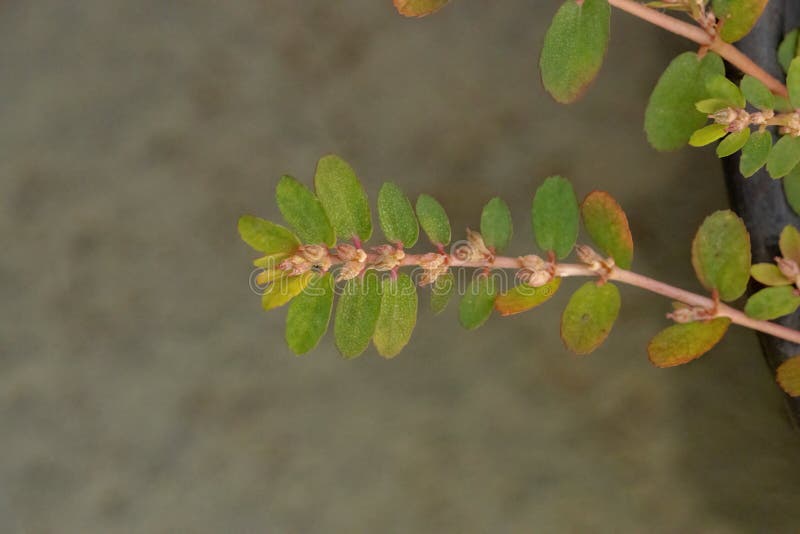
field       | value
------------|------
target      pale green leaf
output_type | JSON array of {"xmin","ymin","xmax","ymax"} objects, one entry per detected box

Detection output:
[
  {"xmin": 745, "ymin": 286, "xmax": 800, "ymax": 320},
  {"xmin": 262, "ymin": 272, "xmax": 312, "ymax": 311},
  {"xmin": 314, "ymin": 154, "xmax": 372, "ymax": 241},
  {"xmin": 689, "ymin": 124, "xmax": 727, "ymax": 147},
  {"xmin": 766, "ymin": 135, "xmax": 800, "ymax": 179},
  {"xmin": 716, "ymin": 128, "xmax": 750, "ymax": 158},
  {"xmin": 695, "ymin": 98, "xmax": 732, "ymax": 114},
  {"xmin": 480, "ymin": 197, "xmax": 513, "ymax": 253},
  {"xmin": 645, "ymin": 52, "xmax": 724, "ymax": 151},
  {"xmin": 560, "ymin": 282, "xmax": 621, "ymax": 355},
  {"xmin": 373, "ymin": 273, "xmax": 418, "ymax": 358},
  {"xmin": 416, "ymin": 194, "xmax": 451, "ymax": 246},
  {"xmin": 378, "ymin": 182, "xmax": 419, "ymax": 248},
  {"xmin": 739, "ymin": 130, "xmax": 772, "ymax": 177},
  {"xmin": 750, "ymin": 263, "xmax": 791, "ymax": 286},
  {"xmin": 285, "ymin": 273, "xmax": 334, "ymax": 355},
  {"xmin": 238, "ymin": 215, "xmax": 299, "ymax": 254},
  {"xmin": 540, "ymin": 0, "xmax": 611, "ymax": 103},
  {"xmin": 532, "ymin": 176, "xmax": 579, "ymax": 259},
  {"xmin": 705, "ymin": 74, "xmax": 745, "ymax": 107},
  {"xmin": 740, "ymin": 75, "xmax": 774, "ymax": 111},
  {"xmin": 276, "ymin": 175, "xmax": 335, "ymax": 246},
  {"xmin": 691, "ymin": 210, "xmax": 751, "ymax": 301}
]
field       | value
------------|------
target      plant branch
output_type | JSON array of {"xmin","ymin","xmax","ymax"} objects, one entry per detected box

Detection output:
[{"xmin": 607, "ymin": 0, "xmax": 789, "ymax": 98}]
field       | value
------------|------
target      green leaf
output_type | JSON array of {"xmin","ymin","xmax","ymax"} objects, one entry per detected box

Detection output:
[
  {"xmin": 779, "ymin": 225, "xmax": 800, "ymax": 264},
  {"xmin": 689, "ymin": 124, "xmax": 727, "ymax": 147},
  {"xmin": 716, "ymin": 128, "xmax": 750, "ymax": 158},
  {"xmin": 393, "ymin": 0, "xmax": 449, "ymax": 17},
  {"xmin": 744, "ymin": 286, "xmax": 800, "ymax": 320},
  {"xmin": 739, "ymin": 130, "xmax": 772, "ymax": 177},
  {"xmin": 334, "ymin": 271, "xmax": 382, "ymax": 358},
  {"xmin": 494, "ymin": 278, "xmax": 561, "ymax": 316},
  {"xmin": 695, "ymin": 98, "xmax": 732, "ymax": 114},
  {"xmin": 285, "ymin": 273, "xmax": 334, "ymax": 355},
  {"xmin": 705, "ymin": 75, "xmax": 745, "ymax": 107},
  {"xmin": 788, "ymin": 57, "xmax": 800, "ymax": 109},
  {"xmin": 750, "ymin": 263, "xmax": 791, "ymax": 286},
  {"xmin": 581, "ymin": 191, "xmax": 634, "ymax": 269},
  {"xmin": 784, "ymin": 165, "xmax": 800, "ymax": 215},
  {"xmin": 778, "ymin": 29, "xmax": 799, "ymax": 75},
  {"xmin": 416, "ymin": 194, "xmax": 451, "ymax": 246},
  {"xmin": 314, "ymin": 154, "xmax": 372, "ymax": 242},
  {"xmin": 647, "ymin": 318, "xmax": 731, "ymax": 368},
  {"xmin": 276, "ymin": 175, "xmax": 335, "ymax": 246},
  {"xmin": 532, "ymin": 176, "xmax": 579, "ymax": 259},
  {"xmin": 459, "ymin": 275, "xmax": 497, "ymax": 330},
  {"xmin": 645, "ymin": 52, "xmax": 725, "ymax": 151},
  {"xmin": 373, "ymin": 273, "xmax": 418, "ymax": 358},
  {"xmin": 378, "ymin": 182, "xmax": 419, "ymax": 248},
  {"xmin": 238, "ymin": 215, "xmax": 300, "ymax": 254},
  {"xmin": 560, "ymin": 282, "xmax": 621, "ymax": 355},
  {"xmin": 777, "ymin": 356, "xmax": 800, "ymax": 397},
  {"xmin": 774, "ymin": 95, "xmax": 795, "ymax": 113},
  {"xmin": 539, "ymin": 0, "xmax": 611, "ymax": 104},
  {"xmin": 740, "ymin": 75, "xmax": 774, "ymax": 111},
  {"xmin": 262, "ymin": 272, "xmax": 312, "ymax": 311},
  {"xmin": 691, "ymin": 210, "xmax": 751, "ymax": 302},
  {"xmin": 480, "ymin": 197, "xmax": 513, "ymax": 253},
  {"xmin": 766, "ymin": 135, "xmax": 800, "ymax": 179},
  {"xmin": 711, "ymin": 0, "xmax": 768, "ymax": 43},
  {"xmin": 430, "ymin": 272, "xmax": 454, "ymax": 315}
]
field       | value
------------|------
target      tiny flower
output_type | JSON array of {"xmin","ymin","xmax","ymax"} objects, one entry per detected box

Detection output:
[
  {"xmin": 419, "ymin": 252, "xmax": 449, "ymax": 285},
  {"xmin": 372, "ymin": 244, "xmax": 406, "ymax": 271},
  {"xmin": 517, "ymin": 254, "xmax": 553, "ymax": 287},
  {"xmin": 776, "ymin": 256, "xmax": 800, "ymax": 282}
]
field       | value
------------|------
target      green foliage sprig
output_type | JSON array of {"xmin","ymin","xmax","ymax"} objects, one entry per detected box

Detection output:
[{"xmin": 240, "ymin": 155, "xmax": 800, "ymax": 398}]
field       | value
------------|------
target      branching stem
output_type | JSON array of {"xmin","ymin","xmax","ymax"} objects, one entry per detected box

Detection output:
[{"xmin": 607, "ymin": 0, "xmax": 789, "ymax": 98}]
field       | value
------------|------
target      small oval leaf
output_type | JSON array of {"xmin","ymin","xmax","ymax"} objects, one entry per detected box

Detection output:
[
  {"xmin": 238, "ymin": 215, "xmax": 300, "ymax": 254},
  {"xmin": 416, "ymin": 194, "xmax": 452, "ymax": 246},
  {"xmin": 378, "ymin": 182, "xmax": 419, "ymax": 248},
  {"xmin": 495, "ymin": 278, "xmax": 562, "ymax": 316},
  {"xmin": 711, "ymin": 0, "xmax": 768, "ymax": 43},
  {"xmin": 532, "ymin": 176, "xmax": 580, "ymax": 259},
  {"xmin": 431, "ymin": 271, "xmax": 455, "ymax": 315},
  {"xmin": 750, "ymin": 263, "xmax": 791, "ymax": 286},
  {"xmin": 788, "ymin": 57, "xmax": 800, "ymax": 109},
  {"xmin": 648, "ymin": 318, "xmax": 731, "ymax": 368},
  {"xmin": 581, "ymin": 191, "xmax": 634, "ymax": 269},
  {"xmin": 539, "ymin": 0, "xmax": 611, "ymax": 104},
  {"xmin": 744, "ymin": 286, "xmax": 800, "ymax": 320},
  {"xmin": 766, "ymin": 135, "xmax": 800, "ymax": 179},
  {"xmin": 779, "ymin": 225, "xmax": 800, "ymax": 264},
  {"xmin": 705, "ymin": 74, "xmax": 745, "ymax": 107},
  {"xmin": 645, "ymin": 52, "xmax": 724, "ymax": 151},
  {"xmin": 276, "ymin": 175, "xmax": 335, "ymax": 246},
  {"xmin": 695, "ymin": 98, "xmax": 732, "ymax": 114},
  {"xmin": 393, "ymin": 0, "xmax": 450, "ymax": 17},
  {"xmin": 334, "ymin": 271, "xmax": 382, "ymax": 358},
  {"xmin": 691, "ymin": 210, "xmax": 751, "ymax": 302},
  {"xmin": 740, "ymin": 75, "xmax": 774, "ymax": 111},
  {"xmin": 777, "ymin": 355, "xmax": 800, "ymax": 397},
  {"xmin": 689, "ymin": 124, "xmax": 728, "ymax": 147},
  {"xmin": 459, "ymin": 275, "xmax": 498, "ymax": 330},
  {"xmin": 262, "ymin": 273, "xmax": 312, "ymax": 311},
  {"xmin": 285, "ymin": 273, "xmax": 334, "ymax": 355},
  {"xmin": 560, "ymin": 282, "xmax": 621, "ymax": 355},
  {"xmin": 784, "ymin": 165, "xmax": 800, "ymax": 215},
  {"xmin": 778, "ymin": 29, "xmax": 799, "ymax": 75},
  {"xmin": 739, "ymin": 130, "xmax": 772, "ymax": 178},
  {"xmin": 716, "ymin": 128, "xmax": 750, "ymax": 158},
  {"xmin": 373, "ymin": 273, "xmax": 418, "ymax": 358},
  {"xmin": 314, "ymin": 154, "xmax": 372, "ymax": 241},
  {"xmin": 480, "ymin": 197, "xmax": 513, "ymax": 253}
]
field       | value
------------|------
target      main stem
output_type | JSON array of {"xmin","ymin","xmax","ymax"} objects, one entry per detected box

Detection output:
[
  {"xmin": 607, "ymin": 0, "xmax": 789, "ymax": 98},
  {"xmin": 330, "ymin": 250, "xmax": 800, "ymax": 345}
]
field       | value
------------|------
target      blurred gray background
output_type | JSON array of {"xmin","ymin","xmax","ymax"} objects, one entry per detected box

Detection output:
[{"xmin": 1, "ymin": 1, "xmax": 799, "ymax": 532}]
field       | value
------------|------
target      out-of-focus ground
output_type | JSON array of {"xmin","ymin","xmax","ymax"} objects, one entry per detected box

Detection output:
[{"xmin": 1, "ymin": 1, "xmax": 799, "ymax": 532}]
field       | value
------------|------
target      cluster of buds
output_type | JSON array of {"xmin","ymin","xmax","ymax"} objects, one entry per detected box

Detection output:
[
  {"xmin": 279, "ymin": 245, "xmax": 332, "ymax": 276},
  {"xmin": 776, "ymin": 256, "xmax": 800, "ymax": 289},
  {"xmin": 667, "ymin": 302, "xmax": 716, "ymax": 323},
  {"xmin": 778, "ymin": 112, "xmax": 800, "ymax": 137},
  {"xmin": 710, "ymin": 107, "xmax": 753, "ymax": 133},
  {"xmin": 453, "ymin": 229, "xmax": 493, "ymax": 263},
  {"xmin": 517, "ymin": 254, "xmax": 554, "ymax": 287},
  {"xmin": 418, "ymin": 252, "xmax": 449, "ymax": 285},
  {"xmin": 576, "ymin": 244, "xmax": 615, "ymax": 282},
  {"xmin": 335, "ymin": 243, "xmax": 368, "ymax": 281},
  {"xmin": 371, "ymin": 245, "xmax": 406, "ymax": 272}
]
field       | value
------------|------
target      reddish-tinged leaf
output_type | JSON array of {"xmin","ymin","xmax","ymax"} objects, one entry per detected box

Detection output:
[
  {"xmin": 393, "ymin": 0, "xmax": 450, "ymax": 17},
  {"xmin": 691, "ymin": 210, "xmax": 751, "ymax": 302},
  {"xmin": 648, "ymin": 318, "xmax": 731, "ymax": 368},
  {"xmin": 495, "ymin": 278, "xmax": 562, "ymax": 317},
  {"xmin": 777, "ymin": 356, "xmax": 800, "ymax": 397},
  {"xmin": 581, "ymin": 191, "xmax": 634, "ymax": 269}
]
